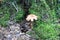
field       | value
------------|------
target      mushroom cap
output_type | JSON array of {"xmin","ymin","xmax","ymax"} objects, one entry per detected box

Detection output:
[{"xmin": 26, "ymin": 14, "xmax": 38, "ymax": 21}]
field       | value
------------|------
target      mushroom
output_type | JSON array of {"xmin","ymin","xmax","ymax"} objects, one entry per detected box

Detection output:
[
  {"xmin": 26, "ymin": 14, "xmax": 38, "ymax": 29},
  {"xmin": 26, "ymin": 14, "xmax": 38, "ymax": 22}
]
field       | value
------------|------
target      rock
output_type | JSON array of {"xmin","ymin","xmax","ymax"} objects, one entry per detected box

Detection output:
[
  {"xmin": 0, "ymin": 32, "xmax": 4, "ymax": 40},
  {"xmin": 17, "ymin": 33, "xmax": 35, "ymax": 40},
  {"xmin": 0, "ymin": 21, "xmax": 35, "ymax": 40},
  {"xmin": 12, "ymin": 37, "xmax": 17, "ymax": 40}
]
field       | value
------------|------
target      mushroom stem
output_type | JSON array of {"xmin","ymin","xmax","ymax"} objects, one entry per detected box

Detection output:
[{"xmin": 30, "ymin": 21, "xmax": 33, "ymax": 29}]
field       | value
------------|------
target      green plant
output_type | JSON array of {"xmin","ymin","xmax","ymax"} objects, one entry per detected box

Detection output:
[{"xmin": 29, "ymin": 0, "xmax": 60, "ymax": 40}]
